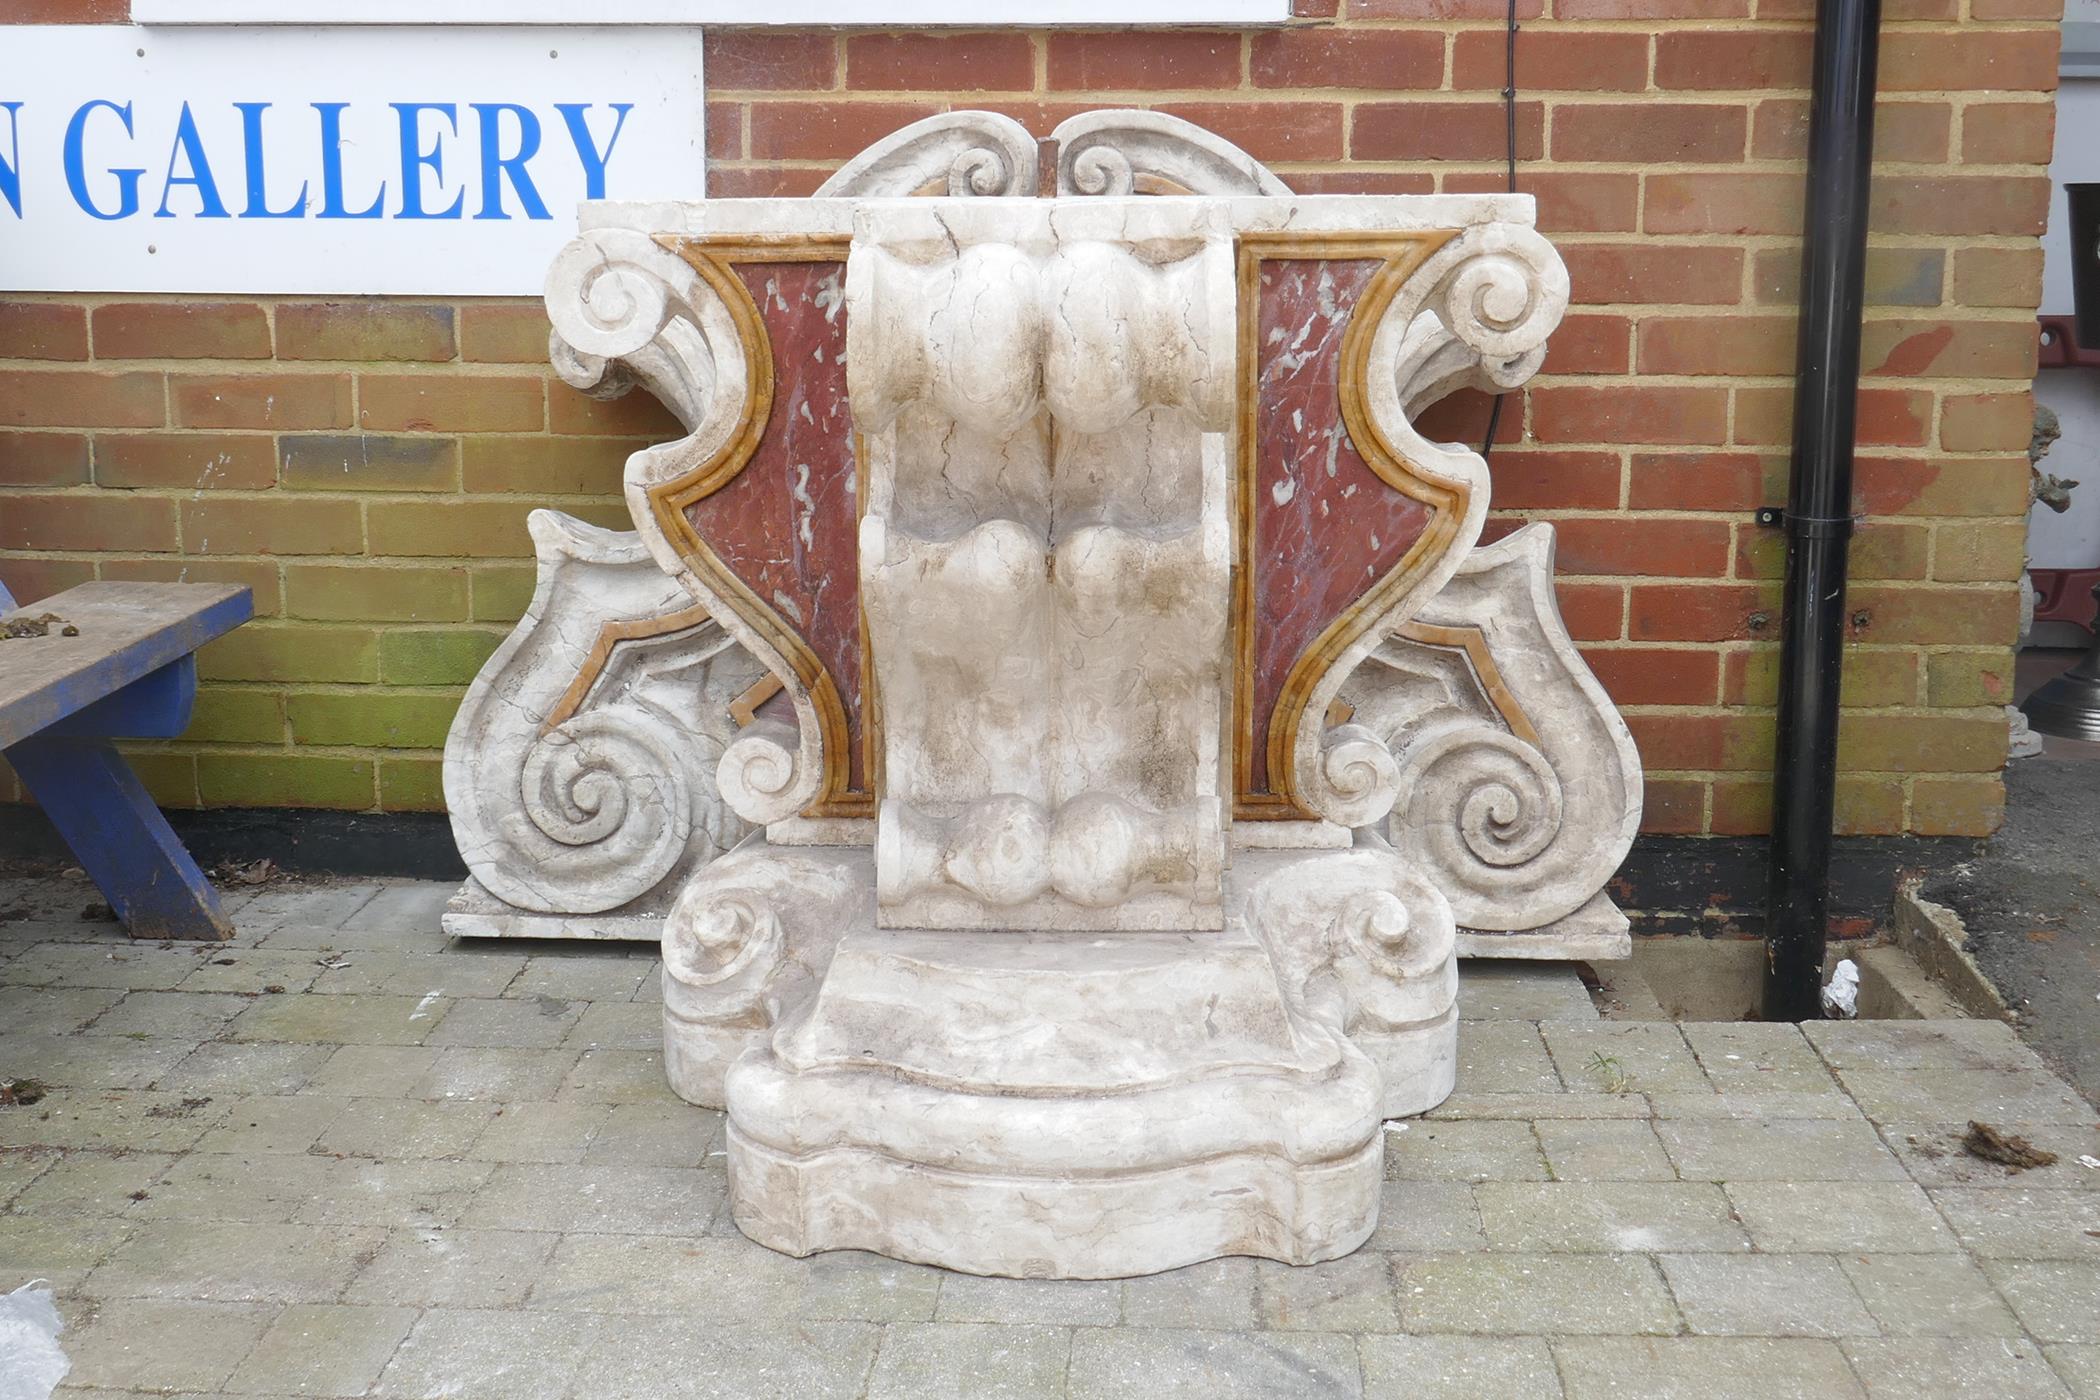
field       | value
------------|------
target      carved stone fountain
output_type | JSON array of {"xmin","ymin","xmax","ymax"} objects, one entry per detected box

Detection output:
[{"xmin": 443, "ymin": 111, "xmax": 1641, "ymax": 1278}]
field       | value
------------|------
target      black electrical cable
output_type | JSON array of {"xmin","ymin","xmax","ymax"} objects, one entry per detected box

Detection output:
[{"xmin": 1480, "ymin": 0, "xmax": 1519, "ymax": 459}]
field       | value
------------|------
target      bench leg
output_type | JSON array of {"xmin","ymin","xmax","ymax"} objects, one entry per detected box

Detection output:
[{"xmin": 5, "ymin": 736, "xmax": 232, "ymax": 942}]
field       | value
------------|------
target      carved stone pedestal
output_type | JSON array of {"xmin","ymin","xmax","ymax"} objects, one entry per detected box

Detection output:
[{"xmin": 442, "ymin": 111, "xmax": 1642, "ymax": 1277}]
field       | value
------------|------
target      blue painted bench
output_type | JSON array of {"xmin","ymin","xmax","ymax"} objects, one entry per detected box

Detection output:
[{"xmin": 1, "ymin": 580, "xmax": 254, "ymax": 941}]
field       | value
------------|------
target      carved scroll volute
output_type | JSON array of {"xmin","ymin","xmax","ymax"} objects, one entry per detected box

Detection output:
[
  {"xmin": 817, "ymin": 111, "xmax": 1039, "ymax": 198},
  {"xmin": 544, "ymin": 228, "xmax": 828, "ymax": 825},
  {"xmin": 1285, "ymin": 220, "xmax": 1571, "ymax": 830},
  {"xmin": 1052, "ymin": 109, "xmax": 1292, "ymax": 198}
]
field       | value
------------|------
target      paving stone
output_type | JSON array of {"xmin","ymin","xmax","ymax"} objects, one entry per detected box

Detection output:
[
  {"xmin": 8, "ymin": 1148, "xmax": 171, "ymax": 1215},
  {"xmin": 224, "ymin": 1303, "xmax": 419, "ymax": 1396},
  {"xmin": 1367, "ymin": 1181, "xmax": 1487, "ymax": 1252},
  {"xmin": 1358, "ymin": 1335, "xmax": 1560, "ymax": 1399},
  {"xmin": 297, "ymin": 1158, "xmax": 494, "ymax": 1229},
  {"xmin": 314, "ymin": 1098, "xmax": 498, "ymax": 1159},
  {"xmin": 1806, "ymin": 1020, "xmax": 2049, "ymax": 1074},
  {"xmin": 1658, "ymin": 1118, "xmax": 1906, "ymax": 1181},
  {"xmin": 1394, "ymin": 1254, "xmax": 1679, "ymax": 1335},
  {"xmin": 1474, "ymin": 1181, "xmax": 1749, "ymax": 1252},
  {"xmin": 1, "ymin": 942, "xmax": 209, "ymax": 991},
  {"xmin": 460, "ymin": 1162, "xmax": 723, "ymax": 1235},
  {"xmin": 0, "ymin": 1030, "xmax": 195, "ymax": 1090},
  {"xmin": 1837, "ymin": 1069, "xmax": 2098, "ymax": 1126},
  {"xmin": 155, "ymin": 1041, "xmax": 337, "ymax": 1097},
  {"xmin": 345, "ymin": 1226, "xmax": 560, "ymax": 1309},
  {"xmin": 230, "ymin": 993, "xmax": 451, "ymax": 1046},
  {"xmin": 1552, "ymin": 1337, "xmax": 1864, "ymax": 1400},
  {"xmin": 174, "ymin": 949, "xmax": 328, "ymax": 995},
  {"xmin": 1254, "ymin": 1253, "xmax": 1399, "ymax": 1332},
  {"xmin": 1454, "ymin": 1021, "xmax": 1563, "ymax": 1095},
  {"xmin": 60, "ymin": 1296, "xmax": 275, "ymax": 1392},
  {"xmin": 939, "ymin": 1273, "xmax": 1122, "ymax": 1325},
  {"xmin": 304, "ymin": 1045, "xmax": 441, "ymax": 1098},
  {"xmin": 1726, "ymin": 1180, "xmax": 1958, "ymax": 1252},
  {"xmin": 375, "ymin": 1308, "xmax": 605, "ymax": 1400},
  {"xmin": 1118, "ymin": 1257, "xmax": 1256, "ymax": 1329},
  {"xmin": 312, "ymin": 950, "xmax": 524, "ymax": 999},
  {"xmin": 565, "ymin": 1316, "xmax": 881, "ymax": 1400},
  {"xmin": 2050, "ymin": 1345, "xmax": 2100, "ymax": 1399},
  {"xmin": 1066, "ymin": 1327, "xmax": 1362, "ymax": 1400},
  {"xmin": 1645, "ymin": 1090, "xmax": 1865, "ymax": 1121},
  {"xmin": 1842, "ymin": 1254, "xmax": 2025, "ymax": 1337},
  {"xmin": 1684, "ymin": 1022, "xmax": 1843, "ymax": 1095},
  {"xmin": 867, "ymin": 1323, "xmax": 1071, "ymax": 1399},
  {"xmin": 1457, "ymin": 962, "xmax": 1597, "ymax": 1022},
  {"xmin": 1, "ymin": 1089, "xmax": 229, "ymax": 1152},
  {"xmin": 0, "ymin": 984, "xmax": 124, "ymax": 1034},
  {"xmin": 236, "ymin": 883, "xmax": 383, "ymax": 936},
  {"xmin": 339, "ymin": 882, "xmax": 455, "ymax": 937},
  {"xmin": 563, "ymin": 1000, "xmax": 663, "ymax": 1051},
  {"xmin": 0, "ymin": 1145, "xmax": 56, "ymax": 1205},
  {"xmin": 1534, "ymin": 1119, "xmax": 1677, "ymax": 1182},
  {"xmin": 582, "ymin": 1101, "xmax": 717, "ymax": 1167},
  {"xmin": 1541, "ymin": 1022, "xmax": 1708, "ymax": 1095},
  {"xmin": 133, "ymin": 1152, "xmax": 335, "ymax": 1223},
  {"xmin": 1931, "ymin": 1188, "xmax": 2100, "ymax": 1260},
  {"xmin": 1382, "ymin": 1120, "xmax": 1547, "ymax": 1182},
  {"xmin": 1660, "ymin": 1254, "xmax": 1878, "ymax": 1338},
  {"xmin": 466, "ymin": 1102, "xmax": 609, "ymax": 1164},
  {"xmin": 424, "ymin": 996, "xmax": 584, "ymax": 1049},
  {"xmin": 801, "ymin": 1248, "xmax": 945, "ymax": 1322},
  {"xmin": 530, "ymin": 1233, "xmax": 811, "ymax": 1317},
  {"xmin": 556, "ymin": 1048, "xmax": 682, "ymax": 1104},
  {"xmin": 192, "ymin": 1094, "xmax": 349, "ymax": 1154},
  {"xmin": 85, "ymin": 1220, "xmax": 387, "ymax": 1302},
  {"xmin": 1843, "ymin": 1337, "xmax": 2073, "ymax": 1399},
  {"xmin": 85, "ymin": 990, "xmax": 254, "ymax": 1039},
  {"xmin": 1881, "ymin": 1123, "xmax": 2100, "ymax": 1190},
  {"xmin": 0, "ymin": 1212, "xmax": 133, "ymax": 1290},
  {"xmin": 507, "ymin": 954, "xmax": 651, "ymax": 1004},
  {"xmin": 1428, "ymin": 1092, "xmax": 1652, "ymax": 1120},
  {"xmin": 1986, "ymin": 1261, "xmax": 2100, "ymax": 1342}
]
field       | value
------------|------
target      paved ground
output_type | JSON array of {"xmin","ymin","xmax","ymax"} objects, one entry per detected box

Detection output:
[{"xmin": 2, "ymin": 876, "xmax": 2098, "ymax": 1400}]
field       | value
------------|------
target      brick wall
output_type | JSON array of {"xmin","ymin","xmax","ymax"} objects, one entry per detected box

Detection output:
[{"xmin": 0, "ymin": 1, "xmax": 2062, "ymax": 837}]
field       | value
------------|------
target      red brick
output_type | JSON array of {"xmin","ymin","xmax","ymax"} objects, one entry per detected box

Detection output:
[
  {"xmin": 1628, "ymin": 582, "xmax": 1780, "ymax": 642},
  {"xmin": 1542, "ymin": 314, "xmax": 1633, "ymax": 375},
  {"xmin": 101, "ymin": 558, "xmax": 283, "ymax": 616},
  {"xmin": 1848, "ymin": 585, "xmax": 2022, "ymax": 646},
  {"xmin": 748, "ymin": 101, "xmax": 942, "ymax": 162},
  {"xmin": 180, "ymin": 498, "xmax": 363, "ymax": 556},
  {"xmin": 1732, "ymin": 387, "xmax": 1932, "ymax": 449},
  {"xmin": 1625, "ymin": 712, "xmax": 1774, "ymax": 771},
  {"xmin": 1253, "ymin": 29, "xmax": 1443, "ymax": 90},
  {"xmin": 0, "ymin": 432, "xmax": 90, "ymax": 486},
  {"xmin": 0, "ymin": 493, "xmax": 178, "ymax": 552},
  {"xmin": 705, "ymin": 30, "xmax": 839, "ymax": 91},
  {"xmin": 1155, "ymin": 103, "xmax": 1344, "ymax": 163},
  {"xmin": 1553, "ymin": 517, "xmax": 1732, "ymax": 577},
  {"xmin": 359, "ymin": 375, "xmax": 544, "ymax": 434},
  {"xmin": 0, "ymin": 302, "xmax": 89, "ymax": 361},
  {"xmin": 0, "ymin": 369, "xmax": 164, "ymax": 428},
  {"xmin": 1654, "ymin": 30, "xmax": 1810, "ymax": 90},
  {"xmin": 1626, "ymin": 452, "xmax": 1780, "ymax": 512},
  {"xmin": 1952, "ymin": 247, "xmax": 2044, "ymax": 309},
  {"xmin": 92, "ymin": 302, "xmax": 272, "ymax": 360},
  {"xmin": 1861, "ymin": 321, "xmax": 2036, "ymax": 380},
  {"xmin": 1288, "ymin": 171, "xmax": 1439, "ymax": 195},
  {"xmin": 1354, "ymin": 101, "xmax": 1543, "ymax": 163},
  {"xmin": 0, "ymin": 557, "xmax": 97, "ymax": 602},
  {"xmin": 1294, "ymin": 0, "xmax": 1341, "ymax": 14},
  {"xmin": 1453, "ymin": 30, "xmax": 1649, "ymax": 92},
  {"xmin": 1637, "ymin": 316, "xmax": 1795, "ymax": 376},
  {"xmin": 1735, "ymin": 518, "xmax": 1929, "ymax": 581},
  {"xmin": 171, "ymin": 373, "xmax": 351, "ymax": 430},
  {"xmin": 95, "ymin": 433, "xmax": 278, "ymax": 491},
  {"xmin": 1, "ymin": 0, "xmax": 126, "ymax": 19},
  {"xmin": 1940, "ymin": 392, "xmax": 2034, "ymax": 453},
  {"xmin": 1910, "ymin": 776, "xmax": 2005, "ymax": 838},
  {"xmin": 1047, "ymin": 32, "xmax": 1242, "ymax": 90},
  {"xmin": 458, "ymin": 304, "xmax": 553, "ymax": 365},
  {"xmin": 1754, "ymin": 246, "xmax": 1947, "ymax": 309},
  {"xmin": 1639, "ymin": 778, "xmax": 1708, "ymax": 833},
  {"xmin": 1753, "ymin": 99, "xmax": 1951, "ymax": 164},
  {"xmin": 1562, "ymin": 245, "xmax": 1745, "ymax": 307},
  {"xmin": 1960, "ymin": 102, "xmax": 2057, "ymax": 166},
  {"xmin": 549, "ymin": 382, "xmax": 683, "ymax": 437},
  {"xmin": 1644, "ymin": 173, "xmax": 1803, "ymax": 235},
  {"xmin": 1416, "ymin": 388, "xmax": 1502, "ymax": 446},
  {"xmin": 1873, "ymin": 176, "xmax": 2050, "ymax": 238},
  {"xmin": 1532, "ymin": 385, "xmax": 1729, "ymax": 446},
  {"xmin": 1552, "ymin": 104, "xmax": 1748, "ymax": 164},
  {"xmin": 1446, "ymin": 172, "xmax": 1641, "ymax": 234},
  {"xmin": 1970, "ymin": 0, "xmax": 2060, "ymax": 15},
  {"xmin": 1581, "ymin": 647, "xmax": 1721, "ymax": 706},
  {"xmin": 1880, "ymin": 31, "xmax": 2059, "ymax": 93},
  {"xmin": 848, "ymin": 33, "xmax": 1037, "ymax": 92},
  {"xmin": 1349, "ymin": 0, "xmax": 1541, "ymax": 17},
  {"xmin": 277, "ymin": 303, "xmax": 456, "ymax": 362},
  {"xmin": 1855, "ymin": 455, "xmax": 2030, "ymax": 519},
  {"xmin": 707, "ymin": 166, "xmax": 829, "ymax": 198},
  {"xmin": 1485, "ymin": 450, "xmax": 1621, "ymax": 509},
  {"xmin": 1556, "ymin": 581, "xmax": 1626, "ymax": 640},
  {"xmin": 1558, "ymin": 0, "xmax": 1746, "ymax": 15}
]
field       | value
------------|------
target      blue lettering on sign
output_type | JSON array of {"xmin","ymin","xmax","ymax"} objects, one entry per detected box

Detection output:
[{"xmin": 7, "ymin": 99, "xmax": 641, "ymax": 223}]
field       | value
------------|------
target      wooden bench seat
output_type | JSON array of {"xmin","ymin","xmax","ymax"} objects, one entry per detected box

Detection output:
[{"xmin": 2, "ymin": 580, "xmax": 254, "ymax": 940}]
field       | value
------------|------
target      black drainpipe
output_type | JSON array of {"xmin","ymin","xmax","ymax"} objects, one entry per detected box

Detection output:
[{"xmin": 1760, "ymin": 0, "xmax": 1884, "ymax": 1022}]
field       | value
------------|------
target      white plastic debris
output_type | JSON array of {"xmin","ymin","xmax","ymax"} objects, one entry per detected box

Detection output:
[
  {"xmin": 2006, "ymin": 706, "xmax": 2045, "ymax": 759},
  {"xmin": 1820, "ymin": 959, "xmax": 1861, "ymax": 1019},
  {"xmin": 0, "ymin": 1281, "xmax": 70, "ymax": 1400},
  {"xmin": 2077, "ymin": 1155, "xmax": 2100, "ymax": 1171}
]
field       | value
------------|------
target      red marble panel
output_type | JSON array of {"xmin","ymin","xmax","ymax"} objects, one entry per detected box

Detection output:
[
  {"xmin": 685, "ymin": 260, "xmax": 865, "ymax": 790},
  {"xmin": 1249, "ymin": 256, "xmax": 1433, "ymax": 795}
]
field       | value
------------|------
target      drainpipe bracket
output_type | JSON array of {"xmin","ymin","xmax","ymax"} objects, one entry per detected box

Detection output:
[{"xmin": 1756, "ymin": 508, "xmax": 1857, "ymax": 541}]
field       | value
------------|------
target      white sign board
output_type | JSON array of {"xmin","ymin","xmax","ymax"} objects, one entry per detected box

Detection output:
[
  {"xmin": 133, "ymin": 0, "xmax": 1288, "ymax": 23},
  {"xmin": 0, "ymin": 26, "xmax": 705, "ymax": 295}
]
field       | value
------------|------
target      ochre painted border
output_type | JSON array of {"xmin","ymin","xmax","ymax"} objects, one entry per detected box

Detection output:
[
  {"xmin": 1391, "ymin": 619, "xmax": 1541, "ymax": 749},
  {"xmin": 652, "ymin": 234, "xmax": 873, "ymax": 819},
  {"xmin": 542, "ymin": 601, "xmax": 718, "ymax": 733},
  {"xmin": 1233, "ymin": 229, "xmax": 1465, "ymax": 821}
]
